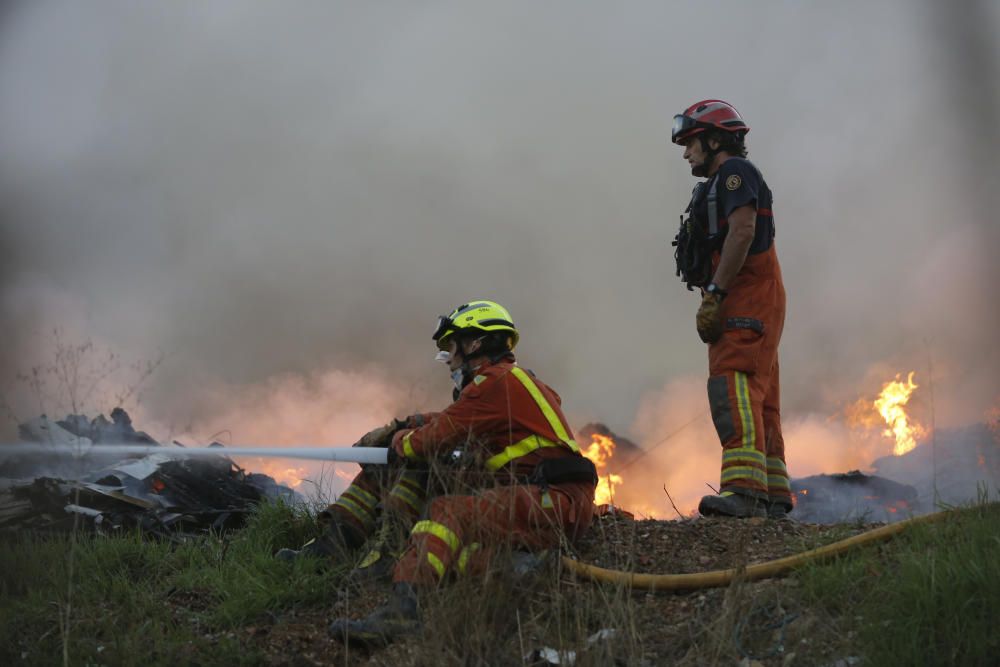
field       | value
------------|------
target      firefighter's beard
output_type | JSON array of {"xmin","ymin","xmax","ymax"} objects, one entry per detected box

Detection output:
[{"xmin": 691, "ymin": 156, "xmax": 710, "ymax": 177}]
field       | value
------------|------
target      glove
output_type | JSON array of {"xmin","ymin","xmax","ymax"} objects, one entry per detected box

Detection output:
[
  {"xmin": 386, "ymin": 446, "xmax": 400, "ymax": 467},
  {"xmin": 354, "ymin": 420, "xmax": 404, "ymax": 449},
  {"xmin": 696, "ymin": 292, "xmax": 724, "ymax": 344}
]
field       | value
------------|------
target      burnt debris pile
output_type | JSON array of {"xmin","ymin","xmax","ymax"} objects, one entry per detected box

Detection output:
[
  {"xmin": 790, "ymin": 471, "xmax": 918, "ymax": 523},
  {"xmin": 0, "ymin": 409, "xmax": 300, "ymax": 540},
  {"xmin": 792, "ymin": 422, "xmax": 1000, "ymax": 523}
]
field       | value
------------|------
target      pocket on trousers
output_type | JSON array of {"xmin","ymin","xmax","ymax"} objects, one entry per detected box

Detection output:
[{"xmin": 710, "ymin": 326, "xmax": 764, "ymax": 375}]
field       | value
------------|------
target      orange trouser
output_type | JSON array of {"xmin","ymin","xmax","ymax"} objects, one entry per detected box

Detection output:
[
  {"xmin": 707, "ymin": 245, "xmax": 790, "ymax": 506},
  {"xmin": 324, "ymin": 466, "xmax": 430, "ymax": 538},
  {"xmin": 392, "ymin": 481, "xmax": 594, "ymax": 586}
]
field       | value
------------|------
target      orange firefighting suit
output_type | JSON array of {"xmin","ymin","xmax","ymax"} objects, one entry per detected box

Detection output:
[
  {"xmin": 709, "ymin": 245, "xmax": 787, "ymax": 506},
  {"xmin": 696, "ymin": 156, "xmax": 789, "ymax": 507},
  {"xmin": 322, "ymin": 463, "xmax": 431, "ymax": 543},
  {"xmin": 387, "ymin": 356, "xmax": 595, "ymax": 586}
]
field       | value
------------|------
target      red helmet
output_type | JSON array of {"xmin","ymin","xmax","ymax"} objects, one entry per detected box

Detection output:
[{"xmin": 671, "ymin": 99, "xmax": 749, "ymax": 144}]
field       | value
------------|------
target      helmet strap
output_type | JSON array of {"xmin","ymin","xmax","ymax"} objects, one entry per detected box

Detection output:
[
  {"xmin": 695, "ymin": 134, "xmax": 722, "ymax": 177},
  {"xmin": 450, "ymin": 335, "xmax": 486, "ymax": 391}
]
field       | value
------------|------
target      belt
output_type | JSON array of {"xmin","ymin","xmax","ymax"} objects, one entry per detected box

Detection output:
[{"xmin": 521, "ymin": 455, "xmax": 598, "ymax": 487}]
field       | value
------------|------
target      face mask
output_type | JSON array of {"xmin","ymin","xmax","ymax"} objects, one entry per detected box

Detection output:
[
  {"xmin": 450, "ymin": 368, "xmax": 465, "ymax": 391},
  {"xmin": 435, "ymin": 350, "xmax": 452, "ymax": 364}
]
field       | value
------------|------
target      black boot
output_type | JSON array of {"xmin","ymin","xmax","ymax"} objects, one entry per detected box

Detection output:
[
  {"xmin": 348, "ymin": 514, "xmax": 408, "ymax": 583},
  {"xmin": 275, "ymin": 520, "xmax": 362, "ymax": 563},
  {"xmin": 767, "ymin": 500, "xmax": 793, "ymax": 520},
  {"xmin": 328, "ymin": 582, "xmax": 421, "ymax": 648},
  {"xmin": 698, "ymin": 491, "xmax": 767, "ymax": 518},
  {"xmin": 349, "ymin": 548, "xmax": 396, "ymax": 583}
]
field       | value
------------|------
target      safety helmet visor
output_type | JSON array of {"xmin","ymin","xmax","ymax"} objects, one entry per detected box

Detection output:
[
  {"xmin": 432, "ymin": 315, "xmax": 456, "ymax": 350},
  {"xmin": 672, "ymin": 114, "xmax": 704, "ymax": 144}
]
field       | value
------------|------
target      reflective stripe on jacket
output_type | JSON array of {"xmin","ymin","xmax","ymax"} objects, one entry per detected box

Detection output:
[{"xmin": 391, "ymin": 359, "xmax": 580, "ymax": 477}]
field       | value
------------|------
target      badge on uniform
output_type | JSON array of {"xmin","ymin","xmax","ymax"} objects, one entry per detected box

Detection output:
[{"xmin": 726, "ymin": 175, "xmax": 742, "ymax": 190}]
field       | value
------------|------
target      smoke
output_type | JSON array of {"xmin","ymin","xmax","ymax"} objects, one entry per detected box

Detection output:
[
  {"xmin": 145, "ymin": 365, "xmax": 431, "ymax": 499},
  {"xmin": 1, "ymin": 2, "xmax": 997, "ymax": 474},
  {"xmin": 625, "ymin": 375, "xmax": 720, "ymax": 516}
]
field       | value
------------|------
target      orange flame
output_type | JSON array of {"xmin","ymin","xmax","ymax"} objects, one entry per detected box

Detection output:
[
  {"xmin": 873, "ymin": 372, "xmax": 924, "ymax": 456},
  {"xmin": 237, "ymin": 457, "xmax": 308, "ymax": 488},
  {"xmin": 583, "ymin": 433, "xmax": 623, "ymax": 506}
]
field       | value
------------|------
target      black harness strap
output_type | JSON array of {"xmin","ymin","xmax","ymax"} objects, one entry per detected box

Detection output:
[
  {"xmin": 525, "ymin": 455, "xmax": 598, "ymax": 486},
  {"xmin": 707, "ymin": 174, "xmax": 720, "ymax": 236}
]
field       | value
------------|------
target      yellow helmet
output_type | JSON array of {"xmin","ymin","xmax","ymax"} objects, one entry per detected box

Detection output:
[{"xmin": 432, "ymin": 300, "xmax": 519, "ymax": 351}]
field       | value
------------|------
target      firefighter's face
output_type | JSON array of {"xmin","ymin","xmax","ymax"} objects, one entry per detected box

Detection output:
[
  {"xmin": 445, "ymin": 340, "xmax": 462, "ymax": 371},
  {"xmin": 682, "ymin": 135, "xmax": 719, "ymax": 177},
  {"xmin": 447, "ymin": 337, "xmax": 484, "ymax": 370}
]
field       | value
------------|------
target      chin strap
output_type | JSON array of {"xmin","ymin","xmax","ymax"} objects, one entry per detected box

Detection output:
[{"xmin": 694, "ymin": 135, "xmax": 722, "ymax": 178}]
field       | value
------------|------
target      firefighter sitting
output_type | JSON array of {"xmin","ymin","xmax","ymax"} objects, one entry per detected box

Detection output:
[{"xmin": 327, "ymin": 299, "xmax": 597, "ymax": 647}]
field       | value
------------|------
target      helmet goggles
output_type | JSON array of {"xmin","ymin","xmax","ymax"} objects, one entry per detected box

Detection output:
[
  {"xmin": 671, "ymin": 114, "xmax": 705, "ymax": 144},
  {"xmin": 432, "ymin": 315, "xmax": 457, "ymax": 349}
]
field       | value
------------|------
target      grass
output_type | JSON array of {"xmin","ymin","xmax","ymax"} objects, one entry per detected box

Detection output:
[
  {"xmin": 0, "ymin": 500, "xmax": 337, "ymax": 666},
  {"xmin": 797, "ymin": 497, "xmax": 1000, "ymax": 667},
  {"xmin": 2, "ymin": 497, "xmax": 998, "ymax": 666}
]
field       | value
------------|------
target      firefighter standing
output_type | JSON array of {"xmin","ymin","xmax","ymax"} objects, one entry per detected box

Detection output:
[
  {"xmin": 328, "ymin": 300, "xmax": 597, "ymax": 646},
  {"xmin": 671, "ymin": 100, "xmax": 791, "ymax": 519}
]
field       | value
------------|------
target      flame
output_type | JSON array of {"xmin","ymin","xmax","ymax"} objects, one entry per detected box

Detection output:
[
  {"xmin": 237, "ymin": 457, "xmax": 308, "ymax": 488},
  {"xmin": 873, "ymin": 372, "xmax": 924, "ymax": 456},
  {"xmin": 583, "ymin": 433, "xmax": 623, "ymax": 506}
]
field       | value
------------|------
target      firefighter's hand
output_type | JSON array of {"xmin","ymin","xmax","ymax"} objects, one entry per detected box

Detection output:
[
  {"xmin": 386, "ymin": 446, "xmax": 400, "ymax": 467},
  {"xmin": 696, "ymin": 292, "xmax": 724, "ymax": 344},
  {"xmin": 355, "ymin": 420, "xmax": 403, "ymax": 448},
  {"xmin": 391, "ymin": 429, "xmax": 427, "ymax": 464}
]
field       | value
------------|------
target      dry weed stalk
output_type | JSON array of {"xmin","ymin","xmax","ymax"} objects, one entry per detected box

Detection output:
[{"xmin": 7, "ymin": 333, "xmax": 166, "ymax": 667}]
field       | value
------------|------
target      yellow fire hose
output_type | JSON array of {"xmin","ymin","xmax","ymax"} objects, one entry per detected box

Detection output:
[{"xmin": 561, "ymin": 508, "xmax": 954, "ymax": 591}]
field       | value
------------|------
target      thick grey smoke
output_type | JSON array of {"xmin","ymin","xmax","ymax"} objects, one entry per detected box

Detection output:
[{"xmin": 1, "ymin": 1, "xmax": 997, "ymax": 456}]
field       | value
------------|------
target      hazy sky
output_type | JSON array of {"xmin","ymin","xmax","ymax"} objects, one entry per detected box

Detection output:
[{"xmin": 1, "ymin": 1, "xmax": 997, "ymax": 446}]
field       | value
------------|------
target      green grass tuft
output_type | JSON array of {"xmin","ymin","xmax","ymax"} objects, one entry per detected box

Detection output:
[
  {"xmin": 0, "ymin": 499, "xmax": 337, "ymax": 666},
  {"xmin": 798, "ymin": 500, "xmax": 1000, "ymax": 667}
]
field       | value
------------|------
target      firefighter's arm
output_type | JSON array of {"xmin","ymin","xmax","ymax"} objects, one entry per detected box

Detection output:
[
  {"xmin": 391, "ymin": 384, "xmax": 500, "ymax": 462},
  {"xmin": 710, "ymin": 204, "xmax": 755, "ymax": 290},
  {"xmin": 353, "ymin": 413, "xmax": 439, "ymax": 448}
]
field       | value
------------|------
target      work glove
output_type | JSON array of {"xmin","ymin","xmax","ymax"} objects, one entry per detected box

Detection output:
[
  {"xmin": 355, "ymin": 414, "xmax": 426, "ymax": 448},
  {"xmin": 385, "ymin": 446, "xmax": 400, "ymax": 467},
  {"xmin": 696, "ymin": 292, "xmax": 724, "ymax": 344},
  {"xmin": 354, "ymin": 421, "xmax": 403, "ymax": 449}
]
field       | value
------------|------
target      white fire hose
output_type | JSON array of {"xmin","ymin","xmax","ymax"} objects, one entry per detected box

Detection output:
[{"xmin": 0, "ymin": 443, "xmax": 389, "ymax": 465}]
